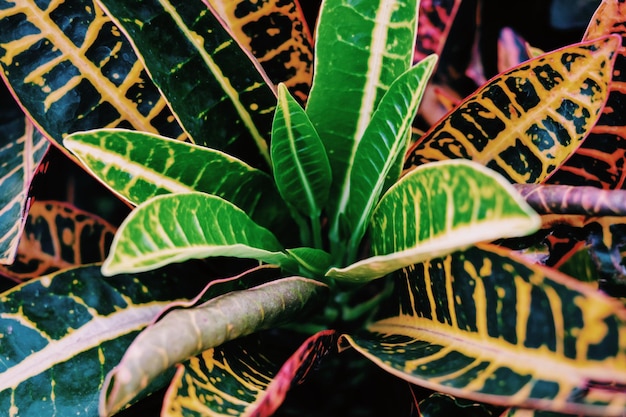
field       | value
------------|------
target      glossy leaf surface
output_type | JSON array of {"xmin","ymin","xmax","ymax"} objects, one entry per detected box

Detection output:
[
  {"xmin": 345, "ymin": 244, "xmax": 626, "ymax": 415},
  {"xmin": 0, "ymin": 0, "xmax": 185, "ymax": 147},
  {"xmin": 163, "ymin": 330, "xmax": 337, "ymax": 417},
  {"xmin": 549, "ymin": 0, "xmax": 626, "ymax": 189},
  {"xmin": 516, "ymin": 184, "xmax": 626, "ymax": 216},
  {"xmin": 207, "ymin": 0, "xmax": 314, "ymax": 102},
  {"xmin": 64, "ymin": 129, "xmax": 288, "ymax": 232},
  {"xmin": 341, "ymin": 55, "xmax": 438, "ymax": 250},
  {"xmin": 405, "ymin": 35, "xmax": 620, "ymax": 184},
  {"xmin": 327, "ymin": 160, "xmax": 540, "ymax": 282},
  {"xmin": 0, "ymin": 264, "xmax": 203, "ymax": 417},
  {"xmin": 0, "ymin": 115, "xmax": 48, "ymax": 264},
  {"xmin": 0, "ymin": 201, "xmax": 117, "ymax": 282},
  {"xmin": 271, "ymin": 83, "xmax": 331, "ymax": 221},
  {"xmin": 305, "ymin": 0, "xmax": 418, "ymax": 239},
  {"xmin": 102, "ymin": 192, "xmax": 293, "ymax": 276},
  {"xmin": 98, "ymin": 0, "xmax": 277, "ymax": 169},
  {"xmin": 101, "ymin": 277, "xmax": 329, "ymax": 416}
]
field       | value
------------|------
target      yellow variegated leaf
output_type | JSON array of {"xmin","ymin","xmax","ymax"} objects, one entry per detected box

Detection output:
[
  {"xmin": 405, "ymin": 35, "xmax": 620, "ymax": 184},
  {"xmin": 344, "ymin": 244, "xmax": 626, "ymax": 416}
]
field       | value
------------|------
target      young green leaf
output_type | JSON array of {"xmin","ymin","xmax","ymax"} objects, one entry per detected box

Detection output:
[
  {"xmin": 271, "ymin": 84, "xmax": 331, "ymax": 220},
  {"xmin": 64, "ymin": 129, "xmax": 289, "ymax": 233},
  {"xmin": 326, "ymin": 160, "xmax": 540, "ymax": 282},
  {"xmin": 101, "ymin": 192, "xmax": 295, "ymax": 276},
  {"xmin": 101, "ymin": 277, "xmax": 329, "ymax": 416},
  {"xmin": 286, "ymin": 247, "xmax": 334, "ymax": 277},
  {"xmin": 306, "ymin": 0, "xmax": 418, "ymax": 247},
  {"xmin": 340, "ymin": 55, "xmax": 438, "ymax": 255}
]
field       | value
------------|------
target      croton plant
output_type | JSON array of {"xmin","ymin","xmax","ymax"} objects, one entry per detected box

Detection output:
[{"xmin": 1, "ymin": 0, "xmax": 626, "ymax": 416}]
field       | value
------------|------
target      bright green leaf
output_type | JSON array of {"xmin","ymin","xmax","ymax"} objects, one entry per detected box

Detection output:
[
  {"xmin": 64, "ymin": 129, "xmax": 289, "ymax": 233},
  {"xmin": 326, "ymin": 160, "xmax": 540, "ymax": 282},
  {"xmin": 271, "ymin": 83, "xmax": 331, "ymax": 220},
  {"xmin": 306, "ymin": 0, "xmax": 419, "ymax": 246},
  {"xmin": 340, "ymin": 55, "xmax": 438, "ymax": 254},
  {"xmin": 101, "ymin": 277, "xmax": 329, "ymax": 416},
  {"xmin": 101, "ymin": 192, "xmax": 294, "ymax": 276},
  {"xmin": 286, "ymin": 247, "xmax": 333, "ymax": 277}
]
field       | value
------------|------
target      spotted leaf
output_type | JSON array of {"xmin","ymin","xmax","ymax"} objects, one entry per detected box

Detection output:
[
  {"xmin": 0, "ymin": 0, "xmax": 185, "ymax": 149},
  {"xmin": 344, "ymin": 244, "xmax": 626, "ymax": 415},
  {"xmin": 97, "ymin": 0, "xmax": 277, "ymax": 170},
  {"xmin": 405, "ymin": 35, "xmax": 620, "ymax": 184},
  {"xmin": 163, "ymin": 330, "xmax": 336, "ymax": 417},
  {"xmin": 0, "ymin": 263, "xmax": 205, "ymax": 417},
  {"xmin": 0, "ymin": 200, "xmax": 117, "ymax": 282},
  {"xmin": 101, "ymin": 277, "xmax": 329, "ymax": 416},
  {"xmin": 208, "ymin": 0, "xmax": 314, "ymax": 103},
  {"xmin": 0, "ymin": 110, "xmax": 48, "ymax": 264},
  {"xmin": 549, "ymin": 0, "xmax": 626, "ymax": 189}
]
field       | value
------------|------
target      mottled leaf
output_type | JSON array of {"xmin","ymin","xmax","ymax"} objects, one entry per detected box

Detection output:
[
  {"xmin": 516, "ymin": 184, "xmax": 626, "ymax": 216},
  {"xmin": 97, "ymin": 0, "xmax": 277, "ymax": 169},
  {"xmin": 0, "ymin": 0, "xmax": 185, "ymax": 147},
  {"xmin": 344, "ymin": 244, "xmax": 626, "ymax": 415},
  {"xmin": 101, "ymin": 192, "xmax": 294, "ymax": 276},
  {"xmin": 326, "ymin": 160, "xmax": 540, "ymax": 282},
  {"xmin": 0, "ymin": 263, "xmax": 205, "ymax": 417},
  {"xmin": 101, "ymin": 277, "xmax": 329, "ymax": 416},
  {"xmin": 0, "ymin": 114, "xmax": 48, "ymax": 264},
  {"xmin": 163, "ymin": 330, "xmax": 337, "ymax": 417},
  {"xmin": 0, "ymin": 200, "xmax": 116, "ymax": 282},
  {"xmin": 64, "ymin": 129, "xmax": 289, "ymax": 233},
  {"xmin": 414, "ymin": 0, "xmax": 462, "ymax": 63},
  {"xmin": 549, "ymin": 0, "xmax": 626, "ymax": 189},
  {"xmin": 208, "ymin": 0, "xmax": 314, "ymax": 102},
  {"xmin": 405, "ymin": 35, "xmax": 620, "ymax": 184}
]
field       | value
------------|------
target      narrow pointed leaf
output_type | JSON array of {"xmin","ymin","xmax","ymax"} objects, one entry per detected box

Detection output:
[
  {"xmin": 344, "ymin": 244, "xmax": 626, "ymax": 415},
  {"xmin": 271, "ymin": 83, "xmax": 331, "ymax": 219},
  {"xmin": 342, "ymin": 55, "xmax": 438, "ymax": 248},
  {"xmin": 163, "ymin": 330, "xmax": 337, "ymax": 417},
  {"xmin": 64, "ymin": 129, "xmax": 289, "ymax": 232},
  {"xmin": 326, "ymin": 160, "xmax": 540, "ymax": 282},
  {"xmin": 549, "ymin": 0, "xmax": 626, "ymax": 189},
  {"xmin": 97, "ymin": 0, "xmax": 277, "ymax": 169},
  {"xmin": 0, "ymin": 115, "xmax": 48, "ymax": 263},
  {"xmin": 0, "ymin": 201, "xmax": 117, "ymax": 282},
  {"xmin": 207, "ymin": 0, "xmax": 314, "ymax": 102},
  {"xmin": 0, "ymin": 263, "xmax": 204, "ymax": 417},
  {"xmin": 0, "ymin": 0, "xmax": 185, "ymax": 148},
  {"xmin": 101, "ymin": 277, "xmax": 329, "ymax": 416},
  {"xmin": 286, "ymin": 247, "xmax": 333, "ymax": 277},
  {"xmin": 305, "ymin": 0, "xmax": 418, "ymax": 237},
  {"xmin": 405, "ymin": 35, "xmax": 620, "ymax": 184},
  {"xmin": 102, "ymin": 192, "xmax": 293, "ymax": 276}
]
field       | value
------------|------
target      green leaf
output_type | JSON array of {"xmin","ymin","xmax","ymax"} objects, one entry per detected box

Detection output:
[
  {"xmin": 271, "ymin": 83, "xmax": 331, "ymax": 221},
  {"xmin": 344, "ymin": 244, "xmax": 626, "ymax": 415},
  {"xmin": 305, "ymin": 0, "xmax": 418, "ymax": 244},
  {"xmin": 64, "ymin": 129, "xmax": 289, "ymax": 232},
  {"xmin": 326, "ymin": 160, "xmax": 540, "ymax": 282},
  {"xmin": 97, "ymin": 0, "xmax": 277, "ymax": 169},
  {"xmin": 340, "ymin": 55, "xmax": 438, "ymax": 253},
  {"xmin": 0, "ymin": 116, "xmax": 49, "ymax": 264},
  {"xmin": 286, "ymin": 247, "xmax": 333, "ymax": 277},
  {"xmin": 101, "ymin": 192, "xmax": 293, "ymax": 276},
  {"xmin": 0, "ymin": 263, "xmax": 204, "ymax": 417},
  {"xmin": 163, "ymin": 330, "xmax": 336, "ymax": 417},
  {"xmin": 0, "ymin": 0, "xmax": 185, "ymax": 146},
  {"xmin": 101, "ymin": 277, "xmax": 329, "ymax": 416}
]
